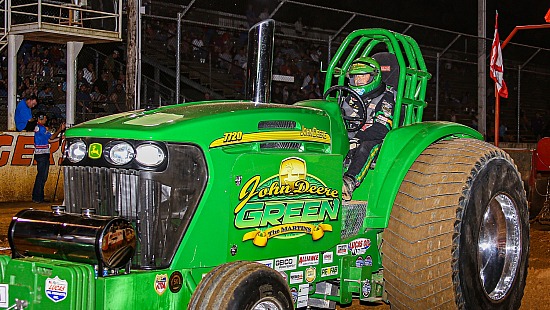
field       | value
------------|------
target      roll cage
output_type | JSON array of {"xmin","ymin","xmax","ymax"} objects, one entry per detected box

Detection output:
[{"xmin": 323, "ymin": 28, "xmax": 432, "ymax": 128}]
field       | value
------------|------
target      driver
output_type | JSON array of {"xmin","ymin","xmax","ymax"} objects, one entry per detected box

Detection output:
[{"xmin": 342, "ymin": 57, "xmax": 395, "ymax": 200}]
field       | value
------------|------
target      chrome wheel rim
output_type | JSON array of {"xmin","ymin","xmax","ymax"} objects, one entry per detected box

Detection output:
[
  {"xmin": 251, "ymin": 297, "xmax": 284, "ymax": 310},
  {"xmin": 477, "ymin": 193, "xmax": 521, "ymax": 300}
]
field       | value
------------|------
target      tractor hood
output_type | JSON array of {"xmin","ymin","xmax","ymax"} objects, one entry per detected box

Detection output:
[{"xmin": 65, "ymin": 100, "xmax": 340, "ymax": 151}]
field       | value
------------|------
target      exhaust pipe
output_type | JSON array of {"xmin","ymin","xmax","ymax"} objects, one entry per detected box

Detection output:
[{"xmin": 246, "ymin": 19, "xmax": 275, "ymax": 104}]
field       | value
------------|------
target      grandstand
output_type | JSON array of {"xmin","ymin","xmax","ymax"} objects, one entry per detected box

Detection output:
[{"xmin": 1, "ymin": 1, "xmax": 549, "ymax": 143}]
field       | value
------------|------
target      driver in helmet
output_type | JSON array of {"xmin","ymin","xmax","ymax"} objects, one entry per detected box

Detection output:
[{"xmin": 342, "ymin": 57, "xmax": 395, "ymax": 200}]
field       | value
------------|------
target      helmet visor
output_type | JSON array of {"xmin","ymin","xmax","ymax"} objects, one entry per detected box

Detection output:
[{"xmin": 349, "ymin": 73, "xmax": 374, "ymax": 87}]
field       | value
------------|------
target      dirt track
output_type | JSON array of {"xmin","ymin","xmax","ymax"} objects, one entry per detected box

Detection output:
[{"xmin": 0, "ymin": 202, "xmax": 549, "ymax": 309}]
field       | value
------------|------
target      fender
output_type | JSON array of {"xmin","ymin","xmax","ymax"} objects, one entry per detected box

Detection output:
[{"xmin": 354, "ymin": 121, "xmax": 483, "ymax": 228}]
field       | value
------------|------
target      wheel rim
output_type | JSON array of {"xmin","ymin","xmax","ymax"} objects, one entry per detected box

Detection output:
[
  {"xmin": 251, "ymin": 297, "xmax": 284, "ymax": 310},
  {"xmin": 477, "ymin": 193, "xmax": 521, "ymax": 301}
]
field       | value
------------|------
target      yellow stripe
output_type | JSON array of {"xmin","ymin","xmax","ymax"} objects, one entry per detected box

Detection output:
[{"xmin": 210, "ymin": 131, "xmax": 331, "ymax": 148}]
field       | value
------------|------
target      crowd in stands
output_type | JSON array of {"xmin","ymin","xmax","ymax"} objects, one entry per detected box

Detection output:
[
  {"xmin": 4, "ymin": 2, "xmax": 549, "ymax": 143},
  {"xmin": 7, "ymin": 41, "xmax": 128, "ymax": 127},
  {"xmin": 144, "ymin": 4, "xmax": 327, "ymax": 105}
]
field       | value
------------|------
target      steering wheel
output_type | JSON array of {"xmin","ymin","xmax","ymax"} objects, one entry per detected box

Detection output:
[{"xmin": 323, "ymin": 85, "xmax": 367, "ymax": 132}]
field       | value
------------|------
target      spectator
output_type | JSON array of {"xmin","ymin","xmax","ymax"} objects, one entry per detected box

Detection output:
[
  {"xmin": 104, "ymin": 50, "xmax": 120, "ymax": 76},
  {"xmin": 233, "ymin": 48, "xmax": 247, "ymax": 68},
  {"xmin": 258, "ymin": 7, "xmax": 269, "ymax": 21},
  {"xmin": 76, "ymin": 83, "xmax": 92, "ymax": 122},
  {"xmin": 82, "ymin": 62, "xmax": 96, "ymax": 85},
  {"xmin": 192, "ymin": 34, "xmax": 206, "ymax": 63},
  {"xmin": 532, "ymin": 112, "xmax": 545, "ymax": 141},
  {"xmin": 32, "ymin": 113, "xmax": 65, "ymax": 203},
  {"xmin": 246, "ymin": 4, "xmax": 258, "ymax": 27},
  {"xmin": 218, "ymin": 47, "xmax": 233, "ymax": 71},
  {"xmin": 294, "ymin": 17, "xmax": 304, "ymax": 36},
  {"xmin": 38, "ymin": 85, "xmax": 54, "ymax": 105},
  {"xmin": 52, "ymin": 83, "xmax": 66, "ymax": 105},
  {"xmin": 15, "ymin": 95, "xmax": 38, "ymax": 131}
]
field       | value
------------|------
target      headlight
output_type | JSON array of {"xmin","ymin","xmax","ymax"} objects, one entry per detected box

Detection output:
[
  {"xmin": 135, "ymin": 144, "xmax": 165, "ymax": 167},
  {"xmin": 66, "ymin": 140, "xmax": 87, "ymax": 163},
  {"xmin": 105, "ymin": 142, "xmax": 135, "ymax": 165}
]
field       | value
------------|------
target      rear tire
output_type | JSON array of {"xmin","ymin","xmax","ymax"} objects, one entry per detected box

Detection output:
[
  {"xmin": 382, "ymin": 139, "xmax": 529, "ymax": 309},
  {"xmin": 188, "ymin": 261, "xmax": 293, "ymax": 310}
]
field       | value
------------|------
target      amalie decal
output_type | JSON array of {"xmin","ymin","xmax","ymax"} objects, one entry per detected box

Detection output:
[{"xmin": 235, "ymin": 157, "xmax": 340, "ymax": 247}]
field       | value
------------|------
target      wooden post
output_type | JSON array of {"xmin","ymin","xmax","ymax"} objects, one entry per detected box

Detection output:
[{"xmin": 126, "ymin": 0, "xmax": 137, "ymax": 111}]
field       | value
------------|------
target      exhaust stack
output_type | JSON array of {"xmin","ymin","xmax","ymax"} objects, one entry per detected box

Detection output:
[{"xmin": 246, "ymin": 19, "xmax": 275, "ymax": 104}]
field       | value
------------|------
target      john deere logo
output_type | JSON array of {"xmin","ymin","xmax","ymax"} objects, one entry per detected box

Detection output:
[
  {"xmin": 88, "ymin": 143, "xmax": 102, "ymax": 159},
  {"xmin": 235, "ymin": 157, "xmax": 339, "ymax": 247},
  {"xmin": 279, "ymin": 157, "xmax": 306, "ymax": 190}
]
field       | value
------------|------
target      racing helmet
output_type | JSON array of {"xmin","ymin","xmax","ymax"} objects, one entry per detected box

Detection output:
[{"xmin": 347, "ymin": 57, "xmax": 382, "ymax": 96}]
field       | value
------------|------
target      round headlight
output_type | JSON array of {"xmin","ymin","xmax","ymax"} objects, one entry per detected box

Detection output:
[
  {"xmin": 135, "ymin": 144, "xmax": 165, "ymax": 167},
  {"xmin": 67, "ymin": 140, "xmax": 87, "ymax": 163},
  {"xmin": 106, "ymin": 142, "xmax": 135, "ymax": 165}
]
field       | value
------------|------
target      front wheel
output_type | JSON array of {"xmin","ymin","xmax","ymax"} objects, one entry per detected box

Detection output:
[
  {"xmin": 382, "ymin": 138, "xmax": 529, "ymax": 309},
  {"xmin": 188, "ymin": 261, "xmax": 293, "ymax": 310}
]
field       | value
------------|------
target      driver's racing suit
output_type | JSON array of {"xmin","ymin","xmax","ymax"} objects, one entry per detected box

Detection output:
[{"xmin": 344, "ymin": 83, "xmax": 395, "ymax": 189}]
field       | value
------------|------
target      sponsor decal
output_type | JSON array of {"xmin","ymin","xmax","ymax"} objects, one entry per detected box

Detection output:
[
  {"xmin": 381, "ymin": 65, "xmax": 391, "ymax": 72},
  {"xmin": 210, "ymin": 127, "xmax": 331, "ymax": 148},
  {"xmin": 323, "ymin": 251, "xmax": 333, "ymax": 264},
  {"xmin": 321, "ymin": 266, "xmax": 339, "ymax": 277},
  {"xmin": 297, "ymin": 284, "xmax": 309, "ymax": 308},
  {"xmin": 348, "ymin": 238, "xmax": 371, "ymax": 255},
  {"xmin": 256, "ymin": 259, "xmax": 274, "ymax": 268},
  {"xmin": 362, "ymin": 279, "xmax": 371, "ymax": 298},
  {"xmin": 169, "ymin": 271, "xmax": 183, "ymax": 293},
  {"xmin": 274, "ymin": 256, "xmax": 297, "ymax": 271},
  {"xmin": 365, "ymin": 255, "xmax": 373, "ymax": 267},
  {"xmin": 336, "ymin": 244, "xmax": 348, "ymax": 256},
  {"xmin": 279, "ymin": 271, "xmax": 288, "ymax": 282},
  {"xmin": 305, "ymin": 267, "xmax": 316, "ymax": 283},
  {"xmin": 298, "ymin": 253, "xmax": 319, "ymax": 267},
  {"xmin": 45, "ymin": 276, "xmax": 68, "ymax": 302},
  {"xmin": 236, "ymin": 157, "xmax": 339, "ymax": 247},
  {"xmin": 0, "ymin": 284, "xmax": 7, "ymax": 308},
  {"xmin": 291, "ymin": 287, "xmax": 298, "ymax": 304},
  {"xmin": 88, "ymin": 143, "xmax": 102, "ymax": 159},
  {"xmin": 356, "ymin": 256, "xmax": 364, "ymax": 267},
  {"xmin": 290, "ymin": 271, "xmax": 304, "ymax": 284},
  {"xmin": 154, "ymin": 274, "xmax": 168, "ymax": 295}
]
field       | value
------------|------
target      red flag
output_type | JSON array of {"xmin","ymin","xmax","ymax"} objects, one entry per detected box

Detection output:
[
  {"xmin": 490, "ymin": 12, "xmax": 508, "ymax": 98},
  {"xmin": 545, "ymin": 8, "xmax": 550, "ymax": 22}
]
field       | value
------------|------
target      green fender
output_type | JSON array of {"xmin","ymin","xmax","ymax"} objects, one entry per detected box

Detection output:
[{"xmin": 357, "ymin": 121, "xmax": 483, "ymax": 228}]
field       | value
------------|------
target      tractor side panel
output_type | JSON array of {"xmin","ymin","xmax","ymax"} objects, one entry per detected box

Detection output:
[{"xmin": 228, "ymin": 153, "xmax": 344, "ymax": 261}]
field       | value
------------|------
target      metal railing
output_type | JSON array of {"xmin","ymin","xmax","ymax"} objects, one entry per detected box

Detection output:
[{"xmin": 8, "ymin": 0, "xmax": 122, "ymax": 34}]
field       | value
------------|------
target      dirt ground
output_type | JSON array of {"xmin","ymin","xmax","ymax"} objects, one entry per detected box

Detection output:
[{"xmin": 0, "ymin": 202, "xmax": 549, "ymax": 309}]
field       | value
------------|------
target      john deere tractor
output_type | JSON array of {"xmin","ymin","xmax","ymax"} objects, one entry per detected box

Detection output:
[{"xmin": 1, "ymin": 20, "xmax": 528, "ymax": 310}]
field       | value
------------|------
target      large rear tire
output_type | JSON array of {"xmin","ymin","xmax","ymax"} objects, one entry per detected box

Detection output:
[
  {"xmin": 188, "ymin": 261, "xmax": 293, "ymax": 310},
  {"xmin": 382, "ymin": 139, "xmax": 529, "ymax": 309}
]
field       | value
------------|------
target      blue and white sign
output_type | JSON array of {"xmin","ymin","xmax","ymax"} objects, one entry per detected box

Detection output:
[{"xmin": 45, "ymin": 276, "xmax": 68, "ymax": 302}]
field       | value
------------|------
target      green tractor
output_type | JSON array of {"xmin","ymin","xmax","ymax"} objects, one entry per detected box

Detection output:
[{"xmin": 1, "ymin": 20, "xmax": 528, "ymax": 309}]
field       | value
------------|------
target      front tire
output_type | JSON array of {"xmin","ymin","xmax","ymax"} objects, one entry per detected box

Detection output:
[
  {"xmin": 382, "ymin": 139, "xmax": 529, "ymax": 309},
  {"xmin": 188, "ymin": 261, "xmax": 293, "ymax": 310}
]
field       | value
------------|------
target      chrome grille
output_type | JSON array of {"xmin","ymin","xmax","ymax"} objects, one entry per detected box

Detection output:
[{"xmin": 341, "ymin": 201, "xmax": 367, "ymax": 240}]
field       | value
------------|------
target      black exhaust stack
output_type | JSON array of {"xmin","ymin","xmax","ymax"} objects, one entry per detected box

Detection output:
[{"xmin": 246, "ymin": 19, "xmax": 275, "ymax": 103}]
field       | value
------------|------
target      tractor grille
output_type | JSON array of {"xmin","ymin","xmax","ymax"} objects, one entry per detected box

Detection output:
[
  {"xmin": 258, "ymin": 120, "xmax": 297, "ymax": 129},
  {"xmin": 260, "ymin": 142, "xmax": 301, "ymax": 150},
  {"xmin": 64, "ymin": 144, "xmax": 207, "ymax": 269},
  {"xmin": 341, "ymin": 201, "xmax": 367, "ymax": 240}
]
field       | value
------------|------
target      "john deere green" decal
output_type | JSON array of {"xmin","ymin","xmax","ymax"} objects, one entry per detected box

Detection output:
[{"xmin": 235, "ymin": 157, "xmax": 339, "ymax": 246}]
